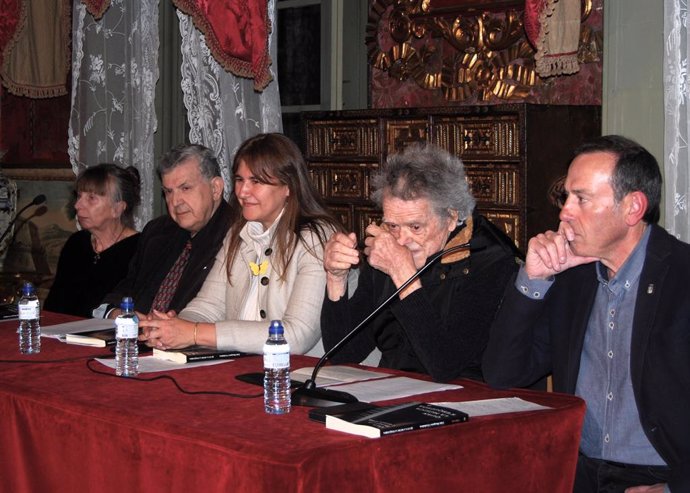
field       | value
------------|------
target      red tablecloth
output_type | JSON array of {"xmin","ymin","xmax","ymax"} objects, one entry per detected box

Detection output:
[{"xmin": 0, "ymin": 312, "xmax": 584, "ymax": 493}]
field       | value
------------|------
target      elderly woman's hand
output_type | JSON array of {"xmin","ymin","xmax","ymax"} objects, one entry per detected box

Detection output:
[
  {"xmin": 138, "ymin": 310, "xmax": 195, "ymax": 350},
  {"xmin": 324, "ymin": 232, "xmax": 360, "ymax": 300},
  {"xmin": 364, "ymin": 223, "xmax": 419, "ymax": 295}
]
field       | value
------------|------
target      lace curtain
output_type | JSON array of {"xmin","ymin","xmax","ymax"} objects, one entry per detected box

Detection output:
[
  {"xmin": 177, "ymin": 0, "xmax": 282, "ymax": 195},
  {"xmin": 68, "ymin": 0, "xmax": 159, "ymax": 229},
  {"xmin": 664, "ymin": 1, "xmax": 690, "ymax": 242},
  {"xmin": 69, "ymin": 0, "xmax": 282, "ymax": 223}
]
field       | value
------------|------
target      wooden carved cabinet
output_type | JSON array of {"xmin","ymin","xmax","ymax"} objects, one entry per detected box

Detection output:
[{"xmin": 302, "ymin": 104, "xmax": 601, "ymax": 250}]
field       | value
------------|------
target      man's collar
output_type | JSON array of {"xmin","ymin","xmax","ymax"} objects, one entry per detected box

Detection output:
[{"xmin": 441, "ymin": 216, "xmax": 473, "ymax": 264}]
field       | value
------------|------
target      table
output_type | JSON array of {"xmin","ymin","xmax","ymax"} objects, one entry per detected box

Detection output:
[{"xmin": 0, "ymin": 313, "xmax": 585, "ymax": 493}]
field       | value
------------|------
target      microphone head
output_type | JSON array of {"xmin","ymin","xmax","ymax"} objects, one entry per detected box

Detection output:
[{"xmin": 32, "ymin": 194, "xmax": 47, "ymax": 206}]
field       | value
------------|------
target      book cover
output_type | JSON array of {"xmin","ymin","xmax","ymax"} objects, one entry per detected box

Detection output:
[
  {"xmin": 325, "ymin": 402, "xmax": 469, "ymax": 438},
  {"xmin": 152, "ymin": 346, "xmax": 245, "ymax": 364},
  {"xmin": 64, "ymin": 328, "xmax": 116, "ymax": 347}
]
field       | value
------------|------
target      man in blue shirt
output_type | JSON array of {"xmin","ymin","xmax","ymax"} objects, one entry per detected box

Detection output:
[{"xmin": 483, "ymin": 135, "xmax": 689, "ymax": 492}]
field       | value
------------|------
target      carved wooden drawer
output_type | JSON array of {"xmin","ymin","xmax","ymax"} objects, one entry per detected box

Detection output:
[
  {"xmin": 306, "ymin": 119, "xmax": 380, "ymax": 160},
  {"xmin": 321, "ymin": 204, "xmax": 382, "ymax": 241},
  {"xmin": 482, "ymin": 210, "xmax": 523, "ymax": 250},
  {"xmin": 356, "ymin": 206, "xmax": 384, "ymax": 241},
  {"xmin": 327, "ymin": 204, "xmax": 354, "ymax": 236},
  {"xmin": 385, "ymin": 119, "xmax": 428, "ymax": 154},
  {"xmin": 432, "ymin": 116, "xmax": 520, "ymax": 160},
  {"xmin": 465, "ymin": 163, "xmax": 520, "ymax": 207},
  {"xmin": 308, "ymin": 162, "xmax": 378, "ymax": 201}
]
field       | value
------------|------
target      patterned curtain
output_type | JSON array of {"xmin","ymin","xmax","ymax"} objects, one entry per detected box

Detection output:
[
  {"xmin": 663, "ymin": 0, "xmax": 690, "ymax": 241},
  {"xmin": 178, "ymin": 0, "xmax": 282, "ymax": 194},
  {"xmin": 0, "ymin": 0, "xmax": 24, "ymax": 78},
  {"xmin": 173, "ymin": 0, "xmax": 273, "ymax": 90},
  {"xmin": 68, "ymin": 0, "xmax": 159, "ymax": 229}
]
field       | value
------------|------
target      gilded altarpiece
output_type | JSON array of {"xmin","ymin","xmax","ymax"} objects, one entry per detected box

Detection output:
[{"xmin": 367, "ymin": 0, "xmax": 603, "ymax": 108}]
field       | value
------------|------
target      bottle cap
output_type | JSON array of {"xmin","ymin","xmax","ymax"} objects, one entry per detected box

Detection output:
[
  {"xmin": 120, "ymin": 296, "xmax": 134, "ymax": 311},
  {"xmin": 21, "ymin": 282, "xmax": 35, "ymax": 296},
  {"xmin": 268, "ymin": 319, "xmax": 284, "ymax": 335}
]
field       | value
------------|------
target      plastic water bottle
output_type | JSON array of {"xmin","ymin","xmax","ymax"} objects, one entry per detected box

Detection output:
[
  {"xmin": 115, "ymin": 297, "xmax": 139, "ymax": 377},
  {"xmin": 263, "ymin": 320, "xmax": 291, "ymax": 414},
  {"xmin": 18, "ymin": 282, "xmax": 41, "ymax": 354}
]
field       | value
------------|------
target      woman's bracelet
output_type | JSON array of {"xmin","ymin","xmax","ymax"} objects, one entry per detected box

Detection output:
[{"xmin": 193, "ymin": 322, "xmax": 199, "ymax": 346}]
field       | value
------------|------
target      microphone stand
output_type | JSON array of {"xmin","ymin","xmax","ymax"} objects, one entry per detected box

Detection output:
[
  {"xmin": 0, "ymin": 195, "xmax": 47, "ymax": 246},
  {"xmin": 291, "ymin": 241, "xmax": 472, "ymax": 407}
]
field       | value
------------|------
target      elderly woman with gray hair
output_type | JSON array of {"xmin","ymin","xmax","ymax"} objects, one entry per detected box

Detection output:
[{"xmin": 321, "ymin": 143, "xmax": 521, "ymax": 382}]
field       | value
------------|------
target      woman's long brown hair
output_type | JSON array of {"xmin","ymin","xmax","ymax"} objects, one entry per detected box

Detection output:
[{"xmin": 225, "ymin": 133, "xmax": 344, "ymax": 282}]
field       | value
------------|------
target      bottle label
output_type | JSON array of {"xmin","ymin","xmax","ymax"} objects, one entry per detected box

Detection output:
[
  {"xmin": 18, "ymin": 300, "xmax": 39, "ymax": 320},
  {"xmin": 116, "ymin": 318, "xmax": 138, "ymax": 338},
  {"xmin": 263, "ymin": 344, "xmax": 290, "ymax": 369}
]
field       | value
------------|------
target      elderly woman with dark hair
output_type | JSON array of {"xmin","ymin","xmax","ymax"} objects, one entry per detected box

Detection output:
[
  {"xmin": 45, "ymin": 163, "xmax": 141, "ymax": 317},
  {"xmin": 321, "ymin": 143, "xmax": 521, "ymax": 382}
]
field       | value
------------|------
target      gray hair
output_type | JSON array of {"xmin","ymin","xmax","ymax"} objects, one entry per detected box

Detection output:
[
  {"xmin": 158, "ymin": 144, "xmax": 221, "ymax": 180},
  {"xmin": 371, "ymin": 143, "xmax": 476, "ymax": 221},
  {"xmin": 76, "ymin": 163, "xmax": 141, "ymax": 229}
]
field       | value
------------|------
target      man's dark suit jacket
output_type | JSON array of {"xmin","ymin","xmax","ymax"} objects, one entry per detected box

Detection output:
[
  {"xmin": 483, "ymin": 224, "xmax": 690, "ymax": 492},
  {"xmin": 102, "ymin": 199, "xmax": 232, "ymax": 314}
]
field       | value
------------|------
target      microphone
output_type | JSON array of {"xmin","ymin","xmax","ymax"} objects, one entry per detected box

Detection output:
[
  {"xmin": 0, "ymin": 194, "xmax": 48, "ymax": 246},
  {"xmin": 290, "ymin": 241, "xmax": 473, "ymax": 407},
  {"xmin": 29, "ymin": 194, "xmax": 48, "ymax": 206}
]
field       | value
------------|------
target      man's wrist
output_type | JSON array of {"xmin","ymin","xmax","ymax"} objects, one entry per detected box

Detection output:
[{"xmin": 514, "ymin": 266, "xmax": 554, "ymax": 300}]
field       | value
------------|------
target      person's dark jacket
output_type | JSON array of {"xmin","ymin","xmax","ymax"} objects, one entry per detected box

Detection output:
[
  {"xmin": 321, "ymin": 212, "xmax": 522, "ymax": 382},
  {"xmin": 45, "ymin": 230, "xmax": 140, "ymax": 317},
  {"xmin": 102, "ymin": 199, "xmax": 232, "ymax": 314},
  {"xmin": 483, "ymin": 224, "xmax": 690, "ymax": 492}
]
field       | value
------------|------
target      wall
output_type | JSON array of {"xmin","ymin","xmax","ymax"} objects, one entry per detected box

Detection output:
[{"xmin": 602, "ymin": 0, "xmax": 664, "ymax": 164}]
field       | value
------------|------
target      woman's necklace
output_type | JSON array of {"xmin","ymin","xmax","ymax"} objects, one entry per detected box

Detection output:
[{"xmin": 92, "ymin": 226, "xmax": 126, "ymax": 264}]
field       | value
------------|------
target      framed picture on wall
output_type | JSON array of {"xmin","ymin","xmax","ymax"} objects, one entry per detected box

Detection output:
[{"xmin": 0, "ymin": 175, "xmax": 76, "ymax": 303}]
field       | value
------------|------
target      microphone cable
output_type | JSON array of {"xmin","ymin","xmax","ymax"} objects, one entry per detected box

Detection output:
[
  {"xmin": 0, "ymin": 354, "xmax": 263, "ymax": 399},
  {"xmin": 84, "ymin": 358, "xmax": 263, "ymax": 399},
  {"xmin": 0, "ymin": 354, "xmax": 107, "ymax": 364}
]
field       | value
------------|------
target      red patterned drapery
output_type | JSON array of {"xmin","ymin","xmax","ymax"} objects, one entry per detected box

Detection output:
[
  {"xmin": 1, "ymin": 0, "xmax": 70, "ymax": 98},
  {"xmin": 523, "ymin": 0, "xmax": 544, "ymax": 48},
  {"xmin": 0, "ymin": 0, "xmax": 25, "ymax": 73},
  {"xmin": 81, "ymin": 0, "xmax": 110, "ymax": 20},
  {"xmin": 172, "ymin": 0, "xmax": 272, "ymax": 90},
  {"xmin": 524, "ymin": 0, "xmax": 581, "ymax": 78}
]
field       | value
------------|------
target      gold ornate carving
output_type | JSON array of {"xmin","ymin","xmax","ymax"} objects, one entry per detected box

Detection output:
[{"xmin": 366, "ymin": 0, "xmax": 599, "ymax": 102}]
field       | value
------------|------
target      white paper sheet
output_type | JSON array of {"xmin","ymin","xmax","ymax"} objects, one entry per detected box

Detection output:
[
  {"xmin": 291, "ymin": 365, "xmax": 392, "ymax": 387},
  {"xmin": 433, "ymin": 397, "xmax": 551, "ymax": 417},
  {"xmin": 94, "ymin": 355, "xmax": 233, "ymax": 373},
  {"xmin": 331, "ymin": 376, "xmax": 462, "ymax": 403},
  {"xmin": 41, "ymin": 318, "xmax": 115, "ymax": 338}
]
